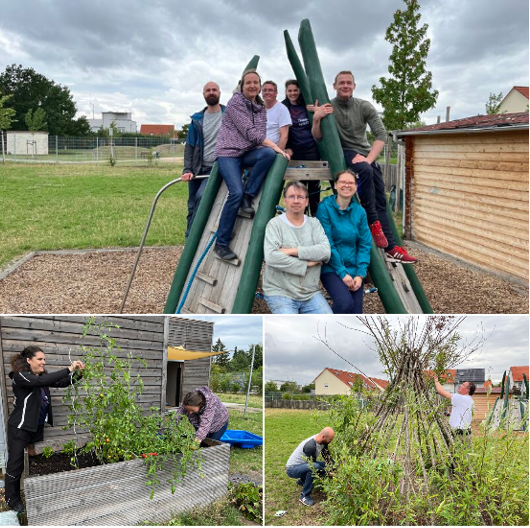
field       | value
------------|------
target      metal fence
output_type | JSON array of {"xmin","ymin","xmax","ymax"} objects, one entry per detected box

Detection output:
[{"xmin": 2, "ymin": 134, "xmax": 185, "ymax": 165}]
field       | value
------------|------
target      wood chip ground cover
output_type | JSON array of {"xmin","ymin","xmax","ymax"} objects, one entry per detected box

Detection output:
[{"xmin": 0, "ymin": 243, "xmax": 526, "ymax": 314}]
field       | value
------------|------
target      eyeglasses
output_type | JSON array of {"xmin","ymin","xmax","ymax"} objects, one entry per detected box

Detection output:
[
  {"xmin": 337, "ymin": 182, "xmax": 356, "ymax": 187},
  {"xmin": 285, "ymin": 195, "xmax": 308, "ymax": 201}
]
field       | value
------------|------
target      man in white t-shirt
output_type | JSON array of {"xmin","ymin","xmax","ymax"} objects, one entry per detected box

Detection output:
[
  {"xmin": 434, "ymin": 374, "xmax": 476, "ymax": 437},
  {"xmin": 262, "ymin": 80, "xmax": 291, "ymax": 149}
]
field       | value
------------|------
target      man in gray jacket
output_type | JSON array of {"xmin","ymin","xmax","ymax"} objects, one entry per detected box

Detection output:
[{"xmin": 263, "ymin": 181, "xmax": 332, "ymax": 314}]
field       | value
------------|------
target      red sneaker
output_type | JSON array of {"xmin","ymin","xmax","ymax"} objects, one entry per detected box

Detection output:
[
  {"xmin": 369, "ymin": 221, "xmax": 388, "ymax": 248},
  {"xmin": 386, "ymin": 245, "xmax": 418, "ymax": 264}
]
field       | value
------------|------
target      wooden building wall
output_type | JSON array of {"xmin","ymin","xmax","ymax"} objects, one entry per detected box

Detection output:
[
  {"xmin": 0, "ymin": 316, "xmax": 165, "ymax": 446},
  {"xmin": 168, "ymin": 317, "xmax": 214, "ymax": 399},
  {"xmin": 406, "ymin": 130, "xmax": 529, "ymax": 281}
]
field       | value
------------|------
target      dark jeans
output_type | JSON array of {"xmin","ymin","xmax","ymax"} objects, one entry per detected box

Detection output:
[
  {"xmin": 5, "ymin": 424, "xmax": 44, "ymax": 507},
  {"xmin": 343, "ymin": 149, "xmax": 396, "ymax": 250},
  {"xmin": 216, "ymin": 147, "xmax": 276, "ymax": 247},
  {"xmin": 207, "ymin": 421, "xmax": 229, "ymax": 441},
  {"xmin": 321, "ymin": 272, "xmax": 364, "ymax": 314},
  {"xmin": 302, "ymin": 180, "xmax": 321, "ymax": 217},
  {"xmin": 286, "ymin": 461, "xmax": 325, "ymax": 498},
  {"xmin": 185, "ymin": 166, "xmax": 212, "ymax": 238}
]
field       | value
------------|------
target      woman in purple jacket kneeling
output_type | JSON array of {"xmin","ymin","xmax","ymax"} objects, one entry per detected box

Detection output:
[
  {"xmin": 176, "ymin": 386, "xmax": 229, "ymax": 445},
  {"xmin": 214, "ymin": 70, "xmax": 291, "ymax": 261}
]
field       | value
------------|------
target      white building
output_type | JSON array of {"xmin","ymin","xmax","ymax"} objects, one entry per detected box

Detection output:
[
  {"xmin": 6, "ymin": 131, "xmax": 49, "ymax": 155},
  {"xmin": 88, "ymin": 111, "xmax": 137, "ymax": 133}
]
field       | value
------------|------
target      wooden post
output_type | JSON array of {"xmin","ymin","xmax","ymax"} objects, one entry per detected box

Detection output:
[{"xmin": 395, "ymin": 143, "xmax": 403, "ymax": 214}]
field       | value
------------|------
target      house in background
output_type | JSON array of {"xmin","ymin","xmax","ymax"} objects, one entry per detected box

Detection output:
[
  {"xmin": 88, "ymin": 111, "xmax": 137, "ymax": 133},
  {"xmin": 425, "ymin": 369, "xmax": 456, "ymax": 392},
  {"xmin": 499, "ymin": 87, "xmax": 529, "ymax": 114},
  {"xmin": 313, "ymin": 367, "xmax": 388, "ymax": 396},
  {"xmin": 508, "ymin": 365, "xmax": 529, "ymax": 393},
  {"xmin": 395, "ymin": 113, "xmax": 529, "ymax": 283},
  {"xmin": 140, "ymin": 124, "xmax": 176, "ymax": 137}
]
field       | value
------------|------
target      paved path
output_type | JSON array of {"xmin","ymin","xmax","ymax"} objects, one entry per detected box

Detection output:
[{"xmin": 223, "ymin": 402, "xmax": 263, "ymax": 413}]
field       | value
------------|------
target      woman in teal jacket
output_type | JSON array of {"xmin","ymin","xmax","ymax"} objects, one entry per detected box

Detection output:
[{"xmin": 316, "ymin": 170, "xmax": 372, "ymax": 313}]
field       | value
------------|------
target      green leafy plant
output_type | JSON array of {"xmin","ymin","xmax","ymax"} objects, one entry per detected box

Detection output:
[
  {"xmin": 228, "ymin": 482, "xmax": 262, "ymax": 523},
  {"xmin": 63, "ymin": 317, "xmax": 202, "ymax": 498},
  {"xmin": 42, "ymin": 446, "xmax": 54, "ymax": 459}
]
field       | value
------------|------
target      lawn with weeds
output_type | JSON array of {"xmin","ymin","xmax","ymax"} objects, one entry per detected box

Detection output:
[
  {"xmin": 265, "ymin": 408, "xmax": 330, "ymax": 526},
  {"xmin": 227, "ymin": 408, "xmax": 263, "ymax": 478},
  {"xmin": 0, "ymin": 162, "xmax": 187, "ymax": 268},
  {"xmin": 219, "ymin": 393, "xmax": 263, "ymax": 408}
]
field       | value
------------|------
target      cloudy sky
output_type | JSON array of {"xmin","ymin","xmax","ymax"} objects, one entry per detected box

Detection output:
[
  {"xmin": 177, "ymin": 315, "xmax": 263, "ymax": 354},
  {"xmin": 264, "ymin": 315, "xmax": 529, "ymax": 385},
  {"xmin": 1, "ymin": 0, "xmax": 528, "ymax": 130}
]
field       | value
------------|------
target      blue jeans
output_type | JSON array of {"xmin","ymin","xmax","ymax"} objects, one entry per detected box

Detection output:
[
  {"xmin": 216, "ymin": 147, "xmax": 276, "ymax": 247},
  {"xmin": 185, "ymin": 166, "xmax": 212, "ymax": 238},
  {"xmin": 264, "ymin": 292, "xmax": 333, "ymax": 314},
  {"xmin": 343, "ymin": 148, "xmax": 396, "ymax": 250},
  {"xmin": 321, "ymin": 272, "xmax": 364, "ymax": 314},
  {"xmin": 286, "ymin": 461, "xmax": 325, "ymax": 498},
  {"xmin": 194, "ymin": 420, "xmax": 229, "ymax": 441}
]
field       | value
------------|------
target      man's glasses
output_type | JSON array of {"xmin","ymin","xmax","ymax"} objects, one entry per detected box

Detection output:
[{"xmin": 285, "ymin": 195, "xmax": 307, "ymax": 201}]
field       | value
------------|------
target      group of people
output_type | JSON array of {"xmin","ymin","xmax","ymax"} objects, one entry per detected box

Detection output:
[
  {"xmin": 4, "ymin": 345, "xmax": 229, "ymax": 515},
  {"xmin": 183, "ymin": 69, "xmax": 418, "ymax": 313}
]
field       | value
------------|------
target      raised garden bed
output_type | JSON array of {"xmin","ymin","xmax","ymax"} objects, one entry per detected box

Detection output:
[{"xmin": 24, "ymin": 438, "xmax": 230, "ymax": 526}]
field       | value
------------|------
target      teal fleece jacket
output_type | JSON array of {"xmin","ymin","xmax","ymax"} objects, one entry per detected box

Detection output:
[{"xmin": 316, "ymin": 195, "xmax": 372, "ymax": 279}]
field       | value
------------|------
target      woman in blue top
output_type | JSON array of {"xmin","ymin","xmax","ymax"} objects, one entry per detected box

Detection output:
[{"xmin": 316, "ymin": 169, "xmax": 372, "ymax": 313}]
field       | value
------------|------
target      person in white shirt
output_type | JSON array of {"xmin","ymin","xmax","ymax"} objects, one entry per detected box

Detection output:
[
  {"xmin": 434, "ymin": 374, "xmax": 476, "ymax": 438},
  {"xmin": 262, "ymin": 80, "xmax": 291, "ymax": 149}
]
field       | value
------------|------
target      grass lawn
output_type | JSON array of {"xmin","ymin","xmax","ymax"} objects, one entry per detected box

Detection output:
[
  {"xmin": 265, "ymin": 408, "xmax": 330, "ymax": 526},
  {"xmin": 226, "ymin": 408, "xmax": 263, "ymax": 477},
  {"xmin": 219, "ymin": 392, "xmax": 263, "ymax": 408},
  {"xmin": 0, "ymin": 162, "xmax": 187, "ymax": 268}
]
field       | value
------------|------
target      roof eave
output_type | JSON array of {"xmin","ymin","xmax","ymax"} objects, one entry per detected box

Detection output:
[{"xmin": 394, "ymin": 124, "xmax": 529, "ymax": 138}]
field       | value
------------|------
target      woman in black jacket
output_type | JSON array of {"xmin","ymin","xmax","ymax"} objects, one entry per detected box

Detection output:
[{"xmin": 5, "ymin": 346, "xmax": 84, "ymax": 514}]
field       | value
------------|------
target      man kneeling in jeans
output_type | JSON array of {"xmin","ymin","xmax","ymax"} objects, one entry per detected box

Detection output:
[{"xmin": 285, "ymin": 427, "xmax": 335, "ymax": 506}]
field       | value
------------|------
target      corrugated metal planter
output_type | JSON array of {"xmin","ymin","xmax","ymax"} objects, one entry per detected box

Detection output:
[{"xmin": 24, "ymin": 439, "xmax": 230, "ymax": 526}]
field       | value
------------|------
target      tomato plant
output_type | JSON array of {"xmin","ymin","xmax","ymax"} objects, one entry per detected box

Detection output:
[{"xmin": 63, "ymin": 317, "xmax": 203, "ymax": 498}]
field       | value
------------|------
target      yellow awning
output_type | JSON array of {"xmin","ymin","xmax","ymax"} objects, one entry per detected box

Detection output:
[{"xmin": 167, "ymin": 345, "xmax": 229, "ymax": 361}]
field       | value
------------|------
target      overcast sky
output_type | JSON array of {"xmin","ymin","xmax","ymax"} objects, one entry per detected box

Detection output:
[
  {"xmin": 177, "ymin": 315, "xmax": 263, "ymax": 354},
  {"xmin": 1, "ymin": 0, "xmax": 528, "ymax": 130},
  {"xmin": 264, "ymin": 315, "xmax": 529, "ymax": 385}
]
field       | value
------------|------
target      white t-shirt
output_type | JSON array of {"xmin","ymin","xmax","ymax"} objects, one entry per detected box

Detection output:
[
  {"xmin": 449, "ymin": 393, "xmax": 474, "ymax": 429},
  {"xmin": 266, "ymin": 102, "xmax": 292, "ymax": 145}
]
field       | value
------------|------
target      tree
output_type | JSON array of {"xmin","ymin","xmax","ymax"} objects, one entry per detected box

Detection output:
[
  {"xmin": 371, "ymin": 0, "xmax": 438, "ymax": 131},
  {"xmin": 301, "ymin": 383, "xmax": 315, "ymax": 393},
  {"xmin": 264, "ymin": 380, "xmax": 278, "ymax": 393},
  {"xmin": 280, "ymin": 381, "xmax": 298, "ymax": 393},
  {"xmin": 212, "ymin": 338, "xmax": 230, "ymax": 368},
  {"xmin": 485, "ymin": 92, "xmax": 503, "ymax": 115},
  {"xmin": 248, "ymin": 344, "xmax": 263, "ymax": 369},
  {"xmin": 0, "ymin": 94, "xmax": 17, "ymax": 163},
  {"xmin": 230, "ymin": 347, "xmax": 250, "ymax": 372},
  {"xmin": 0, "ymin": 64, "xmax": 91, "ymax": 136},
  {"xmin": 25, "ymin": 108, "xmax": 47, "ymax": 132},
  {"xmin": 178, "ymin": 123, "xmax": 189, "ymax": 140}
]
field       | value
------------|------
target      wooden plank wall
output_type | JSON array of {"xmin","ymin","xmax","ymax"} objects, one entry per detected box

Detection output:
[
  {"xmin": 0, "ymin": 316, "xmax": 165, "ymax": 445},
  {"xmin": 168, "ymin": 317, "xmax": 214, "ymax": 397},
  {"xmin": 409, "ymin": 130, "xmax": 529, "ymax": 281}
]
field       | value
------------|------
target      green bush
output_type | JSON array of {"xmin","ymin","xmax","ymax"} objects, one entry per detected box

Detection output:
[
  {"xmin": 228, "ymin": 482, "xmax": 262, "ymax": 523},
  {"xmin": 282, "ymin": 392, "xmax": 292, "ymax": 400}
]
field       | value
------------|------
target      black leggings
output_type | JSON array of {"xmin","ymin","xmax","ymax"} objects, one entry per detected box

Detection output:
[{"xmin": 5, "ymin": 424, "xmax": 44, "ymax": 507}]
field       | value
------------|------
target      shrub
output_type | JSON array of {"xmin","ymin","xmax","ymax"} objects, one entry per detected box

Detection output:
[
  {"xmin": 282, "ymin": 392, "xmax": 292, "ymax": 400},
  {"xmin": 228, "ymin": 482, "xmax": 262, "ymax": 523}
]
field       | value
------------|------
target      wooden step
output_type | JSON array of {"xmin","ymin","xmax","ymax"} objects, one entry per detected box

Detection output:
[
  {"xmin": 196, "ymin": 272, "xmax": 217, "ymax": 286},
  {"xmin": 284, "ymin": 167, "xmax": 332, "ymax": 181},
  {"xmin": 199, "ymin": 298, "xmax": 225, "ymax": 314}
]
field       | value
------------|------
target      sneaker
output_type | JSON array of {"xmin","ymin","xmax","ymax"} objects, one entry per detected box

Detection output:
[
  {"xmin": 296, "ymin": 478, "xmax": 303, "ymax": 486},
  {"xmin": 299, "ymin": 495, "xmax": 315, "ymax": 507},
  {"xmin": 369, "ymin": 221, "xmax": 388, "ymax": 248},
  {"xmin": 240, "ymin": 194, "xmax": 255, "ymax": 215},
  {"xmin": 214, "ymin": 244, "xmax": 238, "ymax": 261},
  {"xmin": 9, "ymin": 501, "xmax": 26, "ymax": 515},
  {"xmin": 386, "ymin": 245, "xmax": 418, "ymax": 264}
]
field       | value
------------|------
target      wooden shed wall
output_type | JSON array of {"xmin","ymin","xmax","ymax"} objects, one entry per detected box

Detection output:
[
  {"xmin": 0, "ymin": 316, "xmax": 165, "ymax": 445},
  {"xmin": 168, "ymin": 317, "xmax": 214, "ymax": 398},
  {"xmin": 407, "ymin": 130, "xmax": 529, "ymax": 281}
]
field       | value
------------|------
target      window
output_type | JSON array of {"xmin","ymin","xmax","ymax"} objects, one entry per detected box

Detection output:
[
  {"xmin": 324, "ymin": 383, "xmax": 328, "ymax": 388},
  {"xmin": 348, "ymin": 382, "xmax": 353, "ymax": 387}
]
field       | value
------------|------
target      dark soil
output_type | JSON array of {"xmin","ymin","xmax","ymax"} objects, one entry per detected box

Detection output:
[{"xmin": 28, "ymin": 451, "xmax": 102, "ymax": 476}]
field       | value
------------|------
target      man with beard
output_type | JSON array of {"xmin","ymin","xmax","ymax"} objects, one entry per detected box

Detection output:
[{"xmin": 182, "ymin": 81, "xmax": 225, "ymax": 237}]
